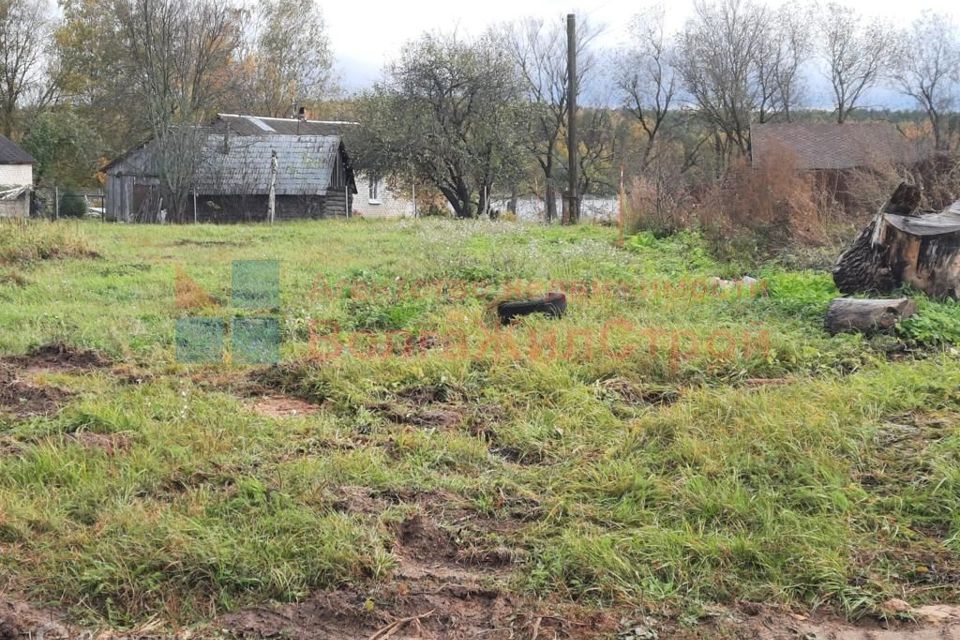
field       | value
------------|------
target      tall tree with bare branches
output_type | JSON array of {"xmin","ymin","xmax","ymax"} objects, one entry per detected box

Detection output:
[
  {"xmin": 115, "ymin": 0, "xmax": 243, "ymax": 220},
  {"xmin": 616, "ymin": 6, "xmax": 676, "ymax": 170},
  {"xmin": 0, "ymin": 0, "xmax": 57, "ymax": 137},
  {"xmin": 820, "ymin": 3, "xmax": 892, "ymax": 124},
  {"xmin": 503, "ymin": 16, "xmax": 597, "ymax": 221},
  {"xmin": 753, "ymin": 5, "xmax": 813, "ymax": 123},
  {"xmin": 891, "ymin": 11, "xmax": 960, "ymax": 151},
  {"xmin": 678, "ymin": 0, "xmax": 766, "ymax": 159}
]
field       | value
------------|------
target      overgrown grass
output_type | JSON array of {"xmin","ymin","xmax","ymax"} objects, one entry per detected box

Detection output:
[
  {"xmin": 0, "ymin": 219, "xmax": 99, "ymax": 266},
  {"xmin": 2, "ymin": 219, "xmax": 960, "ymax": 632}
]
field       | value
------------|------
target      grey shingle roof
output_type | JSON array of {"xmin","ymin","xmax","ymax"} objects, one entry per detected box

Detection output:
[
  {"xmin": 194, "ymin": 134, "xmax": 341, "ymax": 196},
  {"xmin": 0, "ymin": 134, "xmax": 34, "ymax": 164},
  {"xmin": 751, "ymin": 123, "xmax": 921, "ymax": 170},
  {"xmin": 213, "ymin": 114, "xmax": 358, "ymax": 137}
]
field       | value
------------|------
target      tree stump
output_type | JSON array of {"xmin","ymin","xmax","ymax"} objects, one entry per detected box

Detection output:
[
  {"xmin": 824, "ymin": 298, "xmax": 917, "ymax": 335},
  {"xmin": 832, "ymin": 183, "xmax": 921, "ymax": 295}
]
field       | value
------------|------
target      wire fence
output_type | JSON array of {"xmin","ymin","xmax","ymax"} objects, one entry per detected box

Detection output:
[{"xmin": 32, "ymin": 187, "xmax": 106, "ymax": 220}]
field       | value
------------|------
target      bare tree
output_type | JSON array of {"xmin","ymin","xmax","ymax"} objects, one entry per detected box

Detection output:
[
  {"xmin": 678, "ymin": 0, "xmax": 766, "ymax": 158},
  {"xmin": 891, "ymin": 11, "xmax": 960, "ymax": 151},
  {"xmin": 754, "ymin": 5, "xmax": 813, "ymax": 123},
  {"xmin": 616, "ymin": 6, "xmax": 677, "ymax": 170},
  {"xmin": 236, "ymin": 0, "xmax": 335, "ymax": 117},
  {"xmin": 0, "ymin": 0, "xmax": 56, "ymax": 137},
  {"xmin": 115, "ymin": 0, "xmax": 242, "ymax": 221},
  {"xmin": 820, "ymin": 3, "xmax": 892, "ymax": 124},
  {"xmin": 504, "ymin": 16, "xmax": 598, "ymax": 222},
  {"xmin": 574, "ymin": 107, "xmax": 616, "ymax": 198}
]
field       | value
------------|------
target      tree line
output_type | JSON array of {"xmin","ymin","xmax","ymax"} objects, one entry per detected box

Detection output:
[
  {"xmin": 2, "ymin": 0, "xmax": 333, "ymax": 194},
  {"xmin": 347, "ymin": 0, "xmax": 960, "ymax": 219},
  {"xmin": 1, "ymin": 0, "xmax": 958, "ymax": 221}
]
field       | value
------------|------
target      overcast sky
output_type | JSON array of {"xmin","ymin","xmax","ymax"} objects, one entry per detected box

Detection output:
[{"xmin": 324, "ymin": 0, "xmax": 960, "ymax": 104}]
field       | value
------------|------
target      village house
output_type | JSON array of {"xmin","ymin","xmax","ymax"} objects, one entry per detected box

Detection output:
[
  {"xmin": 211, "ymin": 114, "xmax": 415, "ymax": 219},
  {"xmin": 0, "ymin": 135, "xmax": 35, "ymax": 219},
  {"xmin": 103, "ymin": 115, "xmax": 357, "ymax": 222}
]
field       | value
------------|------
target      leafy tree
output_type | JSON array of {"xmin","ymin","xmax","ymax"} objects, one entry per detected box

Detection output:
[
  {"xmin": 351, "ymin": 33, "xmax": 527, "ymax": 218},
  {"xmin": 54, "ymin": 0, "xmax": 134, "ymax": 155},
  {"xmin": 21, "ymin": 109, "xmax": 102, "ymax": 187},
  {"xmin": 58, "ymin": 188, "xmax": 88, "ymax": 217}
]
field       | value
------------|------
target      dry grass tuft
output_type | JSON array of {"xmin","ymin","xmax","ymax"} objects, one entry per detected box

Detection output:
[{"xmin": 0, "ymin": 220, "xmax": 99, "ymax": 266}]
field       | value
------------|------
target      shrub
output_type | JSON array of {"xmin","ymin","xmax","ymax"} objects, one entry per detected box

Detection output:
[
  {"xmin": 624, "ymin": 163, "xmax": 695, "ymax": 238},
  {"xmin": 897, "ymin": 298, "xmax": 960, "ymax": 347},
  {"xmin": 698, "ymin": 149, "xmax": 829, "ymax": 264},
  {"xmin": 58, "ymin": 190, "xmax": 88, "ymax": 218}
]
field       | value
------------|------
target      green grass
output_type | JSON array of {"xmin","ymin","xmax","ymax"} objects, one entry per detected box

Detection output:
[{"xmin": 2, "ymin": 219, "xmax": 960, "ymax": 632}]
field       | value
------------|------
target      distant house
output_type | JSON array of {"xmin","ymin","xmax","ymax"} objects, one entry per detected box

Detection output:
[
  {"xmin": 750, "ymin": 122, "xmax": 922, "ymax": 171},
  {"xmin": 0, "ymin": 135, "xmax": 34, "ymax": 219},
  {"xmin": 104, "ymin": 116, "xmax": 357, "ymax": 222},
  {"xmin": 213, "ymin": 113, "xmax": 415, "ymax": 219}
]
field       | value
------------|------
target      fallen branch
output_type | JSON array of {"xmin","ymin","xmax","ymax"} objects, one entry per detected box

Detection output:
[{"xmin": 368, "ymin": 609, "xmax": 435, "ymax": 640}]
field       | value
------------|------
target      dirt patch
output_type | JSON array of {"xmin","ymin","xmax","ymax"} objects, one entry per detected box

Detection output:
[
  {"xmin": 331, "ymin": 485, "xmax": 392, "ymax": 515},
  {"xmin": 247, "ymin": 395, "xmax": 321, "ymax": 419},
  {"xmin": 4, "ymin": 342, "xmax": 110, "ymax": 372},
  {"xmin": 0, "ymin": 598, "xmax": 72, "ymax": 640},
  {"xmin": 0, "ymin": 365, "xmax": 73, "ymax": 418},
  {"xmin": 692, "ymin": 602, "xmax": 960, "ymax": 640},
  {"xmin": 219, "ymin": 511, "xmax": 611, "ymax": 639},
  {"xmin": 67, "ymin": 431, "xmax": 133, "ymax": 456},
  {"xmin": 368, "ymin": 385, "xmax": 470, "ymax": 430},
  {"xmin": 171, "ymin": 239, "xmax": 242, "ymax": 247}
]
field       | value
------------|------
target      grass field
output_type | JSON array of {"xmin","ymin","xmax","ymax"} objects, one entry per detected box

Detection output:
[{"xmin": 2, "ymin": 218, "xmax": 960, "ymax": 638}]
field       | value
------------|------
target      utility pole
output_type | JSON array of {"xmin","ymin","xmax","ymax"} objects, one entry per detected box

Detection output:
[
  {"xmin": 565, "ymin": 13, "xmax": 579, "ymax": 225},
  {"xmin": 268, "ymin": 150, "xmax": 277, "ymax": 224}
]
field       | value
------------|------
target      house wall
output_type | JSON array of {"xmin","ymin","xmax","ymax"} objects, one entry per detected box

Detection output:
[
  {"xmin": 0, "ymin": 164, "xmax": 32, "ymax": 186},
  {"xmin": 193, "ymin": 194, "xmax": 353, "ymax": 222},
  {"xmin": 0, "ymin": 195, "xmax": 28, "ymax": 218},
  {"xmin": 353, "ymin": 174, "xmax": 415, "ymax": 218}
]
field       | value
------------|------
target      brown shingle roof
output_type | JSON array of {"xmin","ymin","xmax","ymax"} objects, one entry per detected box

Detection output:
[{"xmin": 750, "ymin": 122, "xmax": 920, "ymax": 170}]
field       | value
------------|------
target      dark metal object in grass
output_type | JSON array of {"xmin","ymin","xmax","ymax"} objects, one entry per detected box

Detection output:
[{"xmin": 496, "ymin": 292, "xmax": 567, "ymax": 325}]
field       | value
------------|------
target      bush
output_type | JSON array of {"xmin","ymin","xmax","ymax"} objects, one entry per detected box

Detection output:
[
  {"xmin": 699, "ymin": 150, "xmax": 830, "ymax": 264},
  {"xmin": 624, "ymin": 161, "xmax": 695, "ymax": 238},
  {"xmin": 58, "ymin": 190, "xmax": 88, "ymax": 218},
  {"xmin": 897, "ymin": 298, "xmax": 960, "ymax": 347}
]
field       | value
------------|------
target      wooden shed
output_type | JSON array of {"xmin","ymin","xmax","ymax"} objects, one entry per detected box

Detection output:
[{"xmin": 103, "ymin": 127, "xmax": 356, "ymax": 223}]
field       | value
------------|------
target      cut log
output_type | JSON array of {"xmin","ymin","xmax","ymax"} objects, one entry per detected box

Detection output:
[{"xmin": 824, "ymin": 298, "xmax": 917, "ymax": 335}]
